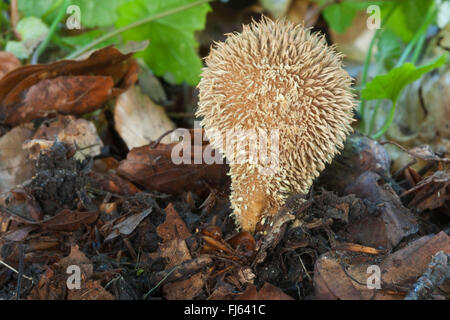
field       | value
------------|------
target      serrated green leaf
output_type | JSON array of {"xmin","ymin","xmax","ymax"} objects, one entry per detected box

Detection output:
[
  {"xmin": 116, "ymin": 0, "xmax": 211, "ymax": 86},
  {"xmin": 362, "ymin": 55, "xmax": 447, "ymax": 102}
]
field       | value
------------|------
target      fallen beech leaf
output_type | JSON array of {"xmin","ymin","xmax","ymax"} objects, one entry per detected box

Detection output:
[
  {"xmin": 236, "ymin": 282, "xmax": 294, "ymax": 300},
  {"xmin": 114, "ymin": 85, "xmax": 175, "ymax": 149},
  {"xmin": 401, "ymin": 170, "xmax": 450, "ymax": 212},
  {"xmin": 28, "ymin": 268, "xmax": 66, "ymax": 300},
  {"xmin": 117, "ymin": 139, "xmax": 229, "ymax": 196},
  {"xmin": 380, "ymin": 231, "xmax": 450, "ymax": 286},
  {"xmin": 313, "ymin": 231, "xmax": 450, "ymax": 300},
  {"xmin": 3, "ymin": 76, "xmax": 114, "ymax": 125},
  {"xmin": 156, "ymin": 203, "xmax": 191, "ymax": 242},
  {"xmin": 30, "ymin": 115, "xmax": 103, "ymax": 160},
  {"xmin": 0, "ymin": 126, "xmax": 35, "ymax": 194},
  {"xmin": 88, "ymin": 171, "xmax": 140, "ymax": 196},
  {"xmin": 105, "ymin": 207, "xmax": 152, "ymax": 241},
  {"xmin": 39, "ymin": 209, "xmax": 99, "ymax": 231},
  {"xmin": 1, "ymin": 188, "xmax": 43, "ymax": 222},
  {"xmin": 58, "ymin": 245, "xmax": 93, "ymax": 280},
  {"xmin": 1, "ymin": 225, "xmax": 37, "ymax": 242},
  {"xmin": 344, "ymin": 171, "xmax": 418, "ymax": 249},
  {"xmin": 0, "ymin": 51, "xmax": 21, "ymax": 79},
  {"xmin": 0, "ymin": 46, "xmax": 138, "ymax": 125},
  {"xmin": 67, "ymin": 280, "xmax": 114, "ymax": 300}
]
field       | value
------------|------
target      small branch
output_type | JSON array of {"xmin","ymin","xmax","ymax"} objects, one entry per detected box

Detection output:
[
  {"xmin": 0, "ymin": 258, "xmax": 33, "ymax": 281},
  {"xmin": 32, "ymin": 0, "xmax": 71, "ymax": 64},
  {"xmin": 405, "ymin": 251, "xmax": 449, "ymax": 300}
]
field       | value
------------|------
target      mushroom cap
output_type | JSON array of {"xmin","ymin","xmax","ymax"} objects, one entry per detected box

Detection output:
[{"xmin": 197, "ymin": 17, "xmax": 356, "ymax": 232}]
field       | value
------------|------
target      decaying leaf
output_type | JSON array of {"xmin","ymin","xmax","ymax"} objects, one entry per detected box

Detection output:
[
  {"xmin": 313, "ymin": 231, "xmax": 450, "ymax": 300},
  {"xmin": 0, "ymin": 126, "xmax": 35, "ymax": 194},
  {"xmin": 117, "ymin": 134, "xmax": 229, "ymax": 195},
  {"xmin": 114, "ymin": 85, "xmax": 175, "ymax": 149},
  {"xmin": 344, "ymin": 171, "xmax": 418, "ymax": 249},
  {"xmin": 26, "ymin": 115, "xmax": 103, "ymax": 160},
  {"xmin": 236, "ymin": 282, "xmax": 294, "ymax": 300},
  {"xmin": 0, "ymin": 46, "xmax": 139, "ymax": 125},
  {"xmin": 0, "ymin": 51, "xmax": 21, "ymax": 79},
  {"xmin": 105, "ymin": 207, "xmax": 152, "ymax": 241}
]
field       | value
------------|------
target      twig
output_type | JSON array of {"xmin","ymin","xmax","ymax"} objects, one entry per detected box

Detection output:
[
  {"xmin": 32, "ymin": 0, "xmax": 71, "ymax": 64},
  {"xmin": 15, "ymin": 243, "xmax": 25, "ymax": 299},
  {"xmin": 405, "ymin": 251, "xmax": 450, "ymax": 300},
  {"xmin": 0, "ymin": 258, "xmax": 33, "ymax": 281}
]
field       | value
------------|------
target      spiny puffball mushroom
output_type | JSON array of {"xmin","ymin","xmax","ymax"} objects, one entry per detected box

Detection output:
[{"xmin": 196, "ymin": 18, "xmax": 356, "ymax": 233}]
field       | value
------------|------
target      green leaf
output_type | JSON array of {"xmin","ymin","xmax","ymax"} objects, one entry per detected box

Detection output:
[
  {"xmin": 375, "ymin": 30, "xmax": 403, "ymax": 71},
  {"xmin": 60, "ymin": 29, "xmax": 117, "ymax": 48},
  {"xmin": 5, "ymin": 17, "xmax": 49, "ymax": 59},
  {"xmin": 384, "ymin": 0, "xmax": 434, "ymax": 42},
  {"xmin": 72, "ymin": 0, "xmax": 128, "ymax": 27},
  {"xmin": 18, "ymin": 0, "xmax": 127, "ymax": 28},
  {"xmin": 362, "ymin": 55, "xmax": 447, "ymax": 102},
  {"xmin": 116, "ymin": 0, "xmax": 211, "ymax": 86},
  {"xmin": 18, "ymin": 0, "xmax": 56, "ymax": 18},
  {"xmin": 322, "ymin": 1, "xmax": 385, "ymax": 34}
]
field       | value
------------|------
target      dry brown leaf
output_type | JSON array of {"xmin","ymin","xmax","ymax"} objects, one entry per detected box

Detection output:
[
  {"xmin": 105, "ymin": 207, "xmax": 152, "ymax": 241},
  {"xmin": 0, "ymin": 126, "xmax": 35, "ymax": 194},
  {"xmin": 157, "ymin": 203, "xmax": 191, "ymax": 242},
  {"xmin": 0, "ymin": 46, "xmax": 138, "ymax": 125},
  {"xmin": 67, "ymin": 280, "xmax": 114, "ymax": 300},
  {"xmin": 117, "ymin": 137, "xmax": 229, "ymax": 196},
  {"xmin": 344, "ymin": 171, "xmax": 418, "ymax": 249},
  {"xmin": 313, "ymin": 231, "xmax": 450, "ymax": 300},
  {"xmin": 114, "ymin": 85, "xmax": 175, "ymax": 149},
  {"xmin": 59, "ymin": 245, "xmax": 93, "ymax": 280},
  {"xmin": 236, "ymin": 282, "xmax": 294, "ymax": 300},
  {"xmin": 28, "ymin": 115, "xmax": 103, "ymax": 160},
  {"xmin": 0, "ymin": 51, "xmax": 21, "ymax": 79}
]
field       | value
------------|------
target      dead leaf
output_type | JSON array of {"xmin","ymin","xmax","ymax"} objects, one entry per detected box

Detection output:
[
  {"xmin": 157, "ymin": 203, "xmax": 191, "ymax": 242},
  {"xmin": 344, "ymin": 171, "xmax": 418, "ymax": 249},
  {"xmin": 67, "ymin": 280, "xmax": 114, "ymax": 300},
  {"xmin": 105, "ymin": 207, "xmax": 152, "ymax": 241},
  {"xmin": 313, "ymin": 231, "xmax": 450, "ymax": 300},
  {"xmin": 114, "ymin": 85, "xmax": 175, "ymax": 149},
  {"xmin": 59, "ymin": 245, "xmax": 93, "ymax": 280},
  {"xmin": 236, "ymin": 282, "xmax": 294, "ymax": 300},
  {"xmin": 39, "ymin": 209, "xmax": 99, "ymax": 231},
  {"xmin": 0, "ymin": 46, "xmax": 139, "ymax": 125},
  {"xmin": 0, "ymin": 126, "xmax": 35, "ymax": 194},
  {"xmin": 116, "ymin": 135, "xmax": 229, "ymax": 196},
  {"xmin": 0, "ymin": 51, "xmax": 21, "ymax": 79},
  {"xmin": 29, "ymin": 115, "xmax": 103, "ymax": 160}
]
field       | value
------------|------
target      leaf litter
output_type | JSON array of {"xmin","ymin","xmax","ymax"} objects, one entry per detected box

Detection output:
[{"xmin": 0, "ymin": 10, "xmax": 449, "ymax": 301}]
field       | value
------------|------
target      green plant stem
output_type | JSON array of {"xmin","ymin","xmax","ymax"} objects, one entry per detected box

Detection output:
[
  {"xmin": 359, "ymin": 3, "xmax": 397, "ymax": 133},
  {"xmin": 396, "ymin": 2, "xmax": 436, "ymax": 67},
  {"xmin": 411, "ymin": 32, "xmax": 426, "ymax": 65},
  {"xmin": 367, "ymin": 100, "xmax": 381, "ymax": 135},
  {"xmin": 65, "ymin": 0, "xmax": 214, "ymax": 60},
  {"xmin": 32, "ymin": 0, "xmax": 71, "ymax": 64},
  {"xmin": 371, "ymin": 98, "xmax": 397, "ymax": 139}
]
